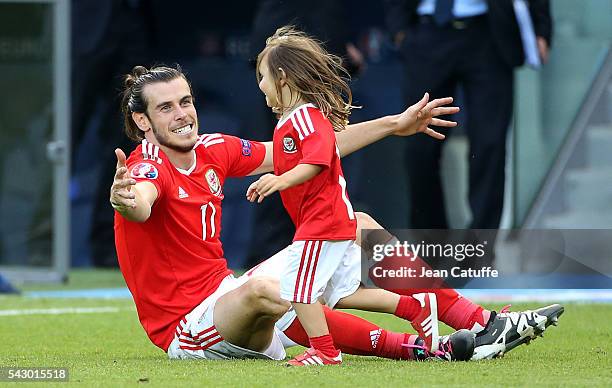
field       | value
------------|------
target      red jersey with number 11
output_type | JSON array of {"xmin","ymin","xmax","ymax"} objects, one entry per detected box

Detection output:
[
  {"xmin": 114, "ymin": 134, "xmax": 266, "ymax": 351},
  {"xmin": 273, "ymin": 103, "xmax": 356, "ymax": 241}
]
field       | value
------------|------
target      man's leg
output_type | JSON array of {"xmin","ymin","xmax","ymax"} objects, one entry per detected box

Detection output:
[
  {"xmin": 237, "ymin": 264, "xmax": 421, "ymax": 360},
  {"xmin": 401, "ymin": 20, "xmax": 458, "ymax": 229},
  {"xmin": 241, "ymin": 241, "xmax": 474, "ymax": 360},
  {"xmin": 284, "ymin": 305, "xmax": 418, "ymax": 360},
  {"xmin": 355, "ymin": 212, "xmax": 563, "ymax": 359},
  {"xmin": 214, "ymin": 276, "xmax": 290, "ymax": 352},
  {"xmin": 460, "ymin": 20, "xmax": 514, "ymax": 230},
  {"xmin": 284, "ymin": 306, "xmax": 474, "ymax": 361},
  {"xmin": 355, "ymin": 212, "xmax": 490, "ymax": 331},
  {"xmin": 335, "ymin": 287, "xmax": 440, "ymax": 352}
]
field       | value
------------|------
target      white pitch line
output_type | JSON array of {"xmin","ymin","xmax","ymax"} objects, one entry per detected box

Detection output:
[{"xmin": 0, "ymin": 307, "xmax": 124, "ymax": 316}]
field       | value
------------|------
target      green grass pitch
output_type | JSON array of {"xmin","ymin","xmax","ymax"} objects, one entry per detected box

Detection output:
[{"xmin": 1, "ymin": 270, "xmax": 610, "ymax": 387}]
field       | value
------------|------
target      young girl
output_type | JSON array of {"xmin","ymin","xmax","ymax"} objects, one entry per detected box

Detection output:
[{"xmin": 247, "ymin": 26, "xmax": 445, "ymax": 366}]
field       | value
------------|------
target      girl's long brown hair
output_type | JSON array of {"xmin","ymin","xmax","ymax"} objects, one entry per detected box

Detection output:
[{"xmin": 256, "ymin": 26, "xmax": 358, "ymax": 131}]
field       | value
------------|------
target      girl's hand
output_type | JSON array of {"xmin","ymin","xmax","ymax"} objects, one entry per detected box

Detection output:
[
  {"xmin": 246, "ymin": 174, "xmax": 289, "ymax": 203},
  {"xmin": 246, "ymin": 181, "xmax": 261, "ymax": 203},
  {"xmin": 394, "ymin": 93, "xmax": 460, "ymax": 140}
]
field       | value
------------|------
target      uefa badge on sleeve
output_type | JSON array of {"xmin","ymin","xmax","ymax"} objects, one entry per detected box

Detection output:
[
  {"xmin": 130, "ymin": 163, "xmax": 158, "ymax": 180},
  {"xmin": 205, "ymin": 168, "xmax": 223, "ymax": 197},
  {"xmin": 240, "ymin": 139, "xmax": 252, "ymax": 156}
]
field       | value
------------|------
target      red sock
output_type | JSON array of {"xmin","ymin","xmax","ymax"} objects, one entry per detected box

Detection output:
[
  {"xmin": 391, "ymin": 288, "xmax": 490, "ymax": 331},
  {"xmin": 454, "ymin": 299, "xmax": 491, "ymax": 332},
  {"xmin": 283, "ymin": 306, "xmax": 414, "ymax": 359},
  {"xmin": 394, "ymin": 295, "xmax": 421, "ymax": 321},
  {"xmin": 376, "ymin": 331, "xmax": 419, "ymax": 360},
  {"xmin": 309, "ymin": 334, "xmax": 339, "ymax": 358}
]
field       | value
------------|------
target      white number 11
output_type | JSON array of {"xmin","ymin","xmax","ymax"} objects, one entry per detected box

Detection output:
[{"xmin": 201, "ymin": 202, "xmax": 217, "ymax": 240}]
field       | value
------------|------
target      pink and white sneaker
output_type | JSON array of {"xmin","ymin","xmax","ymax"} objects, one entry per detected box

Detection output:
[
  {"xmin": 286, "ymin": 348, "xmax": 342, "ymax": 367},
  {"xmin": 405, "ymin": 329, "xmax": 476, "ymax": 361},
  {"xmin": 410, "ymin": 293, "xmax": 440, "ymax": 352}
]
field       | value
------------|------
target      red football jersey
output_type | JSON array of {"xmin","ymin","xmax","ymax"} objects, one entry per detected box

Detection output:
[
  {"xmin": 273, "ymin": 103, "xmax": 356, "ymax": 241},
  {"xmin": 114, "ymin": 134, "xmax": 266, "ymax": 351}
]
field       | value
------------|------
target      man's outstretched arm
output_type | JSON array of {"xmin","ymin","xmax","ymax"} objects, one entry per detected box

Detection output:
[{"xmin": 110, "ymin": 148, "xmax": 158, "ymax": 223}]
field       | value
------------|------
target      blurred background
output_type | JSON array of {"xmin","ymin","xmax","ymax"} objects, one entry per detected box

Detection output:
[{"xmin": 0, "ymin": 0, "xmax": 611, "ymax": 287}]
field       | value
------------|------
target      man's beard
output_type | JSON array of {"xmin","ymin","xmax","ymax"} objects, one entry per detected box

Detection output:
[{"xmin": 151, "ymin": 124, "xmax": 198, "ymax": 152}]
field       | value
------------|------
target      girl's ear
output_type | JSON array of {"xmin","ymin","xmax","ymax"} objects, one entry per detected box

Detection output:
[{"xmin": 278, "ymin": 67, "xmax": 287, "ymax": 87}]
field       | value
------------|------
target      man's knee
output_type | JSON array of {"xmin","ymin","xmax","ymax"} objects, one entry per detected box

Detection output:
[
  {"xmin": 244, "ymin": 277, "xmax": 289, "ymax": 317},
  {"xmin": 356, "ymin": 212, "xmax": 379, "ymax": 230},
  {"xmin": 355, "ymin": 212, "xmax": 395, "ymax": 251},
  {"xmin": 214, "ymin": 278, "xmax": 289, "ymax": 350},
  {"xmin": 356, "ymin": 212, "xmax": 381, "ymax": 246},
  {"xmin": 248, "ymin": 277, "xmax": 278, "ymax": 300}
]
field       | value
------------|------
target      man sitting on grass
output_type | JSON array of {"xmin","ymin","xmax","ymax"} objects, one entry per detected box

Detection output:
[{"xmin": 110, "ymin": 65, "xmax": 562, "ymax": 363}]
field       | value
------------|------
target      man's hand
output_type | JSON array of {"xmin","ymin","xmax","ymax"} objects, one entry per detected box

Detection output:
[
  {"xmin": 110, "ymin": 148, "xmax": 137, "ymax": 211},
  {"xmin": 246, "ymin": 174, "xmax": 289, "ymax": 203},
  {"xmin": 537, "ymin": 36, "xmax": 549, "ymax": 64},
  {"xmin": 393, "ymin": 93, "xmax": 460, "ymax": 140}
]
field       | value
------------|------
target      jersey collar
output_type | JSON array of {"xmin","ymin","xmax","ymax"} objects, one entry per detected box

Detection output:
[
  {"xmin": 175, "ymin": 152, "xmax": 197, "ymax": 175},
  {"xmin": 276, "ymin": 103, "xmax": 316, "ymax": 129}
]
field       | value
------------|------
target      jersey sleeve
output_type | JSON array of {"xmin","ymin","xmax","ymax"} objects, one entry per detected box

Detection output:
[
  {"xmin": 298, "ymin": 107, "xmax": 335, "ymax": 168},
  {"xmin": 126, "ymin": 146, "xmax": 168, "ymax": 201},
  {"xmin": 222, "ymin": 135, "xmax": 267, "ymax": 177}
]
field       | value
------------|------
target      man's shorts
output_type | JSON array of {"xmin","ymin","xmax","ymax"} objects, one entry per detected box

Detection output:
[
  {"xmin": 243, "ymin": 241, "xmax": 362, "ymax": 334},
  {"xmin": 167, "ymin": 275, "xmax": 286, "ymax": 360}
]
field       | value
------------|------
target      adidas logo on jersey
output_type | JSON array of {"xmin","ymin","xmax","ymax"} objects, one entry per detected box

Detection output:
[
  {"xmin": 178, "ymin": 186, "xmax": 189, "ymax": 199},
  {"xmin": 370, "ymin": 329, "xmax": 382, "ymax": 349}
]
